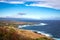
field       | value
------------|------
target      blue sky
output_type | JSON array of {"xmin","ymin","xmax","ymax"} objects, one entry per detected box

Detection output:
[{"xmin": 0, "ymin": 0, "xmax": 60, "ymax": 20}]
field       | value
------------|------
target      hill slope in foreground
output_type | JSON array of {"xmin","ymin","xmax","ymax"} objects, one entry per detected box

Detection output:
[{"xmin": 0, "ymin": 26, "xmax": 54, "ymax": 40}]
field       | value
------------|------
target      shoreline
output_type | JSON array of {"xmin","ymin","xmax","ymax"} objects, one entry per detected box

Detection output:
[
  {"xmin": 0, "ymin": 20, "xmax": 55, "ymax": 40},
  {"xmin": 18, "ymin": 28, "xmax": 53, "ymax": 37},
  {"xmin": 0, "ymin": 26, "xmax": 54, "ymax": 40}
]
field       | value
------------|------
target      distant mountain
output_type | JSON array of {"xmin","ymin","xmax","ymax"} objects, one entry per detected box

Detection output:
[
  {"xmin": 0, "ymin": 17, "xmax": 60, "ymax": 22},
  {"xmin": 0, "ymin": 18, "xmax": 41, "ymax": 22}
]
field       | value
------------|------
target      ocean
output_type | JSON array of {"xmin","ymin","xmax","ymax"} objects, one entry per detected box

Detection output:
[
  {"xmin": 0, "ymin": 18, "xmax": 60, "ymax": 40},
  {"xmin": 18, "ymin": 20, "xmax": 60, "ymax": 40}
]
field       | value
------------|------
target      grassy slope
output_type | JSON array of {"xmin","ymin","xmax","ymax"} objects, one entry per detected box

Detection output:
[{"xmin": 0, "ymin": 26, "xmax": 54, "ymax": 40}]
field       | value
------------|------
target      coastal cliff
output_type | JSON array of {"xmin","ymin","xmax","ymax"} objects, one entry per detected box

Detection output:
[{"xmin": 0, "ymin": 26, "xmax": 54, "ymax": 40}]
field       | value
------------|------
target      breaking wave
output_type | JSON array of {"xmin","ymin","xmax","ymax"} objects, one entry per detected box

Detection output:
[
  {"xmin": 18, "ymin": 23, "xmax": 47, "ymax": 28},
  {"xmin": 30, "ymin": 30, "xmax": 52, "ymax": 37}
]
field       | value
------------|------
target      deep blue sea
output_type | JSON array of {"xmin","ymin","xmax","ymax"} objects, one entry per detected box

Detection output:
[
  {"xmin": 0, "ymin": 18, "xmax": 60, "ymax": 40},
  {"xmin": 18, "ymin": 20, "xmax": 60, "ymax": 40}
]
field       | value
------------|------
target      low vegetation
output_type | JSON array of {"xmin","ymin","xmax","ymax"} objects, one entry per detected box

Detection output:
[
  {"xmin": 0, "ymin": 26, "xmax": 54, "ymax": 40},
  {"xmin": 0, "ymin": 21, "xmax": 54, "ymax": 40}
]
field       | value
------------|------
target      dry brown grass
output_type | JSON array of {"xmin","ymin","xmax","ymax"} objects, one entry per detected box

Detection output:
[{"xmin": 0, "ymin": 27, "xmax": 54, "ymax": 40}]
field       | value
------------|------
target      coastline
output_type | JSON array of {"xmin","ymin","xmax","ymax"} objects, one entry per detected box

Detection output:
[
  {"xmin": 0, "ymin": 20, "xmax": 54, "ymax": 40},
  {"xmin": 0, "ymin": 26, "xmax": 54, "ymax": 40},
  {"xmin": 19, "ymin": 29, "xmax": 53, "ymax": 37}
]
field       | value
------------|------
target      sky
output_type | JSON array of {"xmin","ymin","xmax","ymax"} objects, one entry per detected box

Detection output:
[{"xmin": 0, "ymin": 0, "xmax": 60, "ymax": 20}]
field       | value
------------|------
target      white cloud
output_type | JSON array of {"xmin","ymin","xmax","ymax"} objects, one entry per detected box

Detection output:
[
  {"xmin": 8, "ymin": 1, "xmax": 24, "ymax": 4},
  {"xmin": 26, "ymin": 3, "xmax": 52, "ymax": 8},
  {"xmin": 25, "ymin": 0, "xmax": 60, "ymax": 9},
  {"xmin": 0, "ymin": 0, "xmax": 60, "ymax": 9},
  {"xmin": 0, "ymin": 0, "xmax": 25, "ymax": 4}
]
